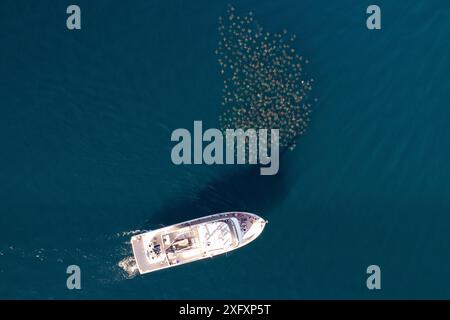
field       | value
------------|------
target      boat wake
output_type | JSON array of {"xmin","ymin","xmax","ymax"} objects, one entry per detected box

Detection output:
[
  {"xmin": 0, "ymin": 228, "xmax": 147, "ymax": 291},
  {"xmin": 118, "ymin": 256, "xmax": 139, "ymax": 278}
]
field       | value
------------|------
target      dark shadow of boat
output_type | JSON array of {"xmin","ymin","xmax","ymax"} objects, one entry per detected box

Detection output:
[{"xmin": 142, "ymin": 149, "xmax": 298, "ymax": 228}]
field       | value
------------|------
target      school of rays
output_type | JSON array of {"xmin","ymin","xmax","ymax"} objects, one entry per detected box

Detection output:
[{"xmin": 216, "ymin": 6, "xmax": 314, "ymax": 151}]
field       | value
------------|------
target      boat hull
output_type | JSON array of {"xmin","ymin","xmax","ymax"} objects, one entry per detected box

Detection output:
[{"xmin": 131, "ymin": 212, "xmax": 266, "ymax": 274}]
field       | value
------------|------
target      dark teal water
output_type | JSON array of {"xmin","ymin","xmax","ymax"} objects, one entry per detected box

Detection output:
[{"xmin": 1, "ymin": 0, "xmax": 450, "ymax": 299}]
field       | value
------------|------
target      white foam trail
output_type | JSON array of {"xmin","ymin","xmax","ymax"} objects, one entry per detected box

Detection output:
[
  {"xmin": 118, "ymin": 256, "xmax": 139, "ymax": 278},
  {"xmin": 0, "ymin": 229, "xmax": 146, "ymax": 283}
]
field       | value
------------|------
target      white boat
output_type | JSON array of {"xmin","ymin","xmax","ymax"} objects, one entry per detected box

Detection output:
[{"xmin": 130, "ymin": 212, "xmax": 267, "ymax": 274}]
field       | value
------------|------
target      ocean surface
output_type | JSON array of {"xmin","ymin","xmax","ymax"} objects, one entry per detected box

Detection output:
[{"xmin": 1, "ymin": 0, "xmax": 450, "ymax": 299}]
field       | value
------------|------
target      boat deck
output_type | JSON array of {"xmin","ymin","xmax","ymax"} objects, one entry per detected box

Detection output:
[{"xmin": 131, "ymin": 212, "xmax": 266, "ymax": 274}]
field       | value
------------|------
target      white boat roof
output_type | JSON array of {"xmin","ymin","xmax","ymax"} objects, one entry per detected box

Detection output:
[{"xmin": 198, "ymin": 221, "xmax": 234, "ymax": 253}]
